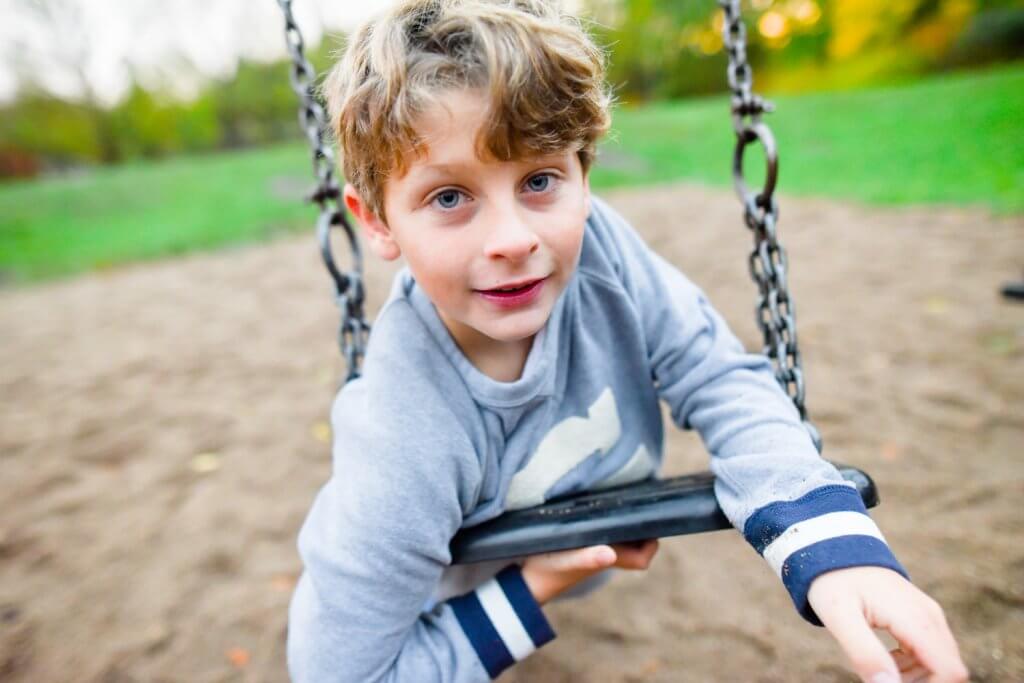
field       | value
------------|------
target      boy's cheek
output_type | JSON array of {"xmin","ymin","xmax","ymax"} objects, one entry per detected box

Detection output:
[{"xmin": 554, "ymin": 220, "xmax": 587, "ymax": 264}]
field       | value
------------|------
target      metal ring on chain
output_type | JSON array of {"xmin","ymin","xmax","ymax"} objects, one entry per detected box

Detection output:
[
  {"xmin": 317, "ymin": 209, "xmax": 364, "ymax": 299},
  {"xmin": 732, "ymin": 122, "xmax": 778, "ymax": 209}
]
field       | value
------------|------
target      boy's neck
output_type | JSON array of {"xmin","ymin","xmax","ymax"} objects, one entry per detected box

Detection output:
[
  {"xmin": 439, "ymin": 311, "xmax": 535, "ymax": 383},
  {"xmin": 464, "ymin": 339, "xmax": 534, "ymax": 382}
]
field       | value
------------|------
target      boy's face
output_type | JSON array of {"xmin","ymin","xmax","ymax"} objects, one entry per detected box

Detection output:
[{"xmin": 345, "ymin": 89, "xmax": 591, "ymax": 356}]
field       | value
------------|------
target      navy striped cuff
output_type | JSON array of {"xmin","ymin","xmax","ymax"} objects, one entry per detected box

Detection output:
[
  {"xmin": 450, "ymin": 565, "xmax": 556, "ymax": 678},
  {"xmin": 744, "ymin": 484, "xmax": 909, "ymax": 625}
]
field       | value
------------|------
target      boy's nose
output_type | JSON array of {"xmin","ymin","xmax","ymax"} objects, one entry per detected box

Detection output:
[{"xmin": 483, "ymin": 218, "xmax": 540, "ymax": 262}]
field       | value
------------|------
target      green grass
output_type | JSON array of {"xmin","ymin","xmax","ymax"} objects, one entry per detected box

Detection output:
[
  {"xmin": 0, "ymin": 145, "xmax": 316, "ymax": 283},
  {"xmin": 1, "ymin": 63, "xmax": 1021, "ymax": 284},
  {"xmin": 592, "ymin": 62, "xmax": 1024, "ymax": 211}
]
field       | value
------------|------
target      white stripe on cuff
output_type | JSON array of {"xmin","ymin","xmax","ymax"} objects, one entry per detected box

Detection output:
[
  {"xmin": 476, "ymin": 578, "xmax": 536, "ymax": 661},
  {"xmin": 762, "ymin": 511, "xmax": 887, "ymax": 577}
]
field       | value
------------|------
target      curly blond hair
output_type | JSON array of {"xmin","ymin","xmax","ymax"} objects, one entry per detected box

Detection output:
[{"xmin": 323, "ymin": 0, "xmax": 612, "ymax": 221}]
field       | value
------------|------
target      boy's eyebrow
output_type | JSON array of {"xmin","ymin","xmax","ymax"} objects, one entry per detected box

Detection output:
[
  {"xmin": 414, "ymin": 155, "xmax": 570, "ymax": 178},
  {"xmin": 401, "ymin": 163, "xmax": 476, "ymax": 193}
]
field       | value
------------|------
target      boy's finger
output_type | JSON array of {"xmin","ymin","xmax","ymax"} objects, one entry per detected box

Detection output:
[
  {"xmin": 816, "ymin": 600, "xmax": 899, "ymax": 683},
  {"xmin": 541, "ymin": 545, "xmax": 615, "ymax": 572},
  {"xmin": 580, "ymin": 545, "xmax": 617, "ymax": 569},
  {"xmin": 883, "ymin": 605, "xmax": 967, "ymax": 683},
  {"xmin": 889, "ymin": 650, "xmax": 929, "ymax": 683},
  {"xmin": 611, "ymin": 539, "xmax": 658, "ymax": 555},
  {"xmin": 610, "ymin": 539, "xmax": 659, "ymax": 569},
  {"xmin": 890, "ymin": 648, "xmax": 921, "ymax": 673}
]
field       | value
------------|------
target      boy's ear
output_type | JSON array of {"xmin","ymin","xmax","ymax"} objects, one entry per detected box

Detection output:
[{"xmin": 343, "ymin": 183, "xmax": 401, "ymax": 261}]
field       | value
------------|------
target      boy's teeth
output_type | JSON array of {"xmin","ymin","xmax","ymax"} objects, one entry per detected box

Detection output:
[{"xmin": 486, "ymin": 279, "xmax": 540, "ymax": 293}]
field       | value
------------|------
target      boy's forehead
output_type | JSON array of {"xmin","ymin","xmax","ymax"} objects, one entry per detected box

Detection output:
[
  {"xmin": 414, "ymin": 90, "xmax": 486, "ymax": 138},
  {"xmin": 390, "ymin": 90, "xmax": 580, "ymax": 182},
  {"xmin": 389, "ymin": 93, "xmax": 486, "ymax": 173},
  {"xmin": 393, "ymin": 143, "xmax": 492, "ymax": 183}
]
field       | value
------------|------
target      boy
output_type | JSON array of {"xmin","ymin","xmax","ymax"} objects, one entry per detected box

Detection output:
[{"xmin": 288, "ymin": 1, "xmax": 968, "ymax": 681}]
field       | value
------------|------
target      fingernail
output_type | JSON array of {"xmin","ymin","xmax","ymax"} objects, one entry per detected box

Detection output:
[
  {"xmin": 870, "ymin": 673, "xmax": 899, "ymax": 683},
  {"xmin": 595, "ymin": 547, "xmax": 615, "ymax": 563}
]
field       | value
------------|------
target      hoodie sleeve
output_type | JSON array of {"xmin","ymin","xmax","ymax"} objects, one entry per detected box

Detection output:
[
  {"xmin": 587, "ymin": 196, "xmax": 907, "ymax": 624},
  {"xmin": 287, "ymin": 380, "xmax": 555, "ymax": 682}
]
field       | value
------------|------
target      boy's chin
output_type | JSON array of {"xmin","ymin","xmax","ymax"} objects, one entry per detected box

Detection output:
[{"xmin": 473, "ymin": 312, "xmax": 549, "ymax": 345}]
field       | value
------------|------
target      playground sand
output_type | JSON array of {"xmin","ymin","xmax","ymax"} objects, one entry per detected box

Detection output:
[{"xmin": 1, "ymin": 183, "xmax": 1021, "ymax": 682}]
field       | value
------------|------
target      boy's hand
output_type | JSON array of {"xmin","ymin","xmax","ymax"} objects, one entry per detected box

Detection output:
[
  {"xmin": 520, "ymin": 539, "xmax": 659, "ymax": 605},
  {"xmin": 808, "ymin": 566, "xmax": 968, "ymax": 683}
]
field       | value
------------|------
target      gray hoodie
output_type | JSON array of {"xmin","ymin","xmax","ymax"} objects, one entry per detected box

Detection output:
[{"xmin": 287, "ymin": 196, "xmax": 905, "ymax": 682}]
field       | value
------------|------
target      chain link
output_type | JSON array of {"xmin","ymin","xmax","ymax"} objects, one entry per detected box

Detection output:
[
  {"xmin": 277, "ymin": 0, "xmax": 370, "ymax": 382},
  {"xmin": 719, "ymin": 0, "xmax": 821, "ymax": 452}
]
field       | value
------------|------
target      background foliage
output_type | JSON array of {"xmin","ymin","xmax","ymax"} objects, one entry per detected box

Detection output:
[
  {"xmin": 1, "ymin": 0, "xmax": 1021, "ymax": 177},
  {"xmin": 2, "ymin": 63, "xmax": 1020, "ymax": 283},
  {"xmin": 0, "ymin": 41, "xmax": 336, "ymax": 175}
]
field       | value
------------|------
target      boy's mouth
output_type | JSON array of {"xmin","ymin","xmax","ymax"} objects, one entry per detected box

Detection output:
[
  {"xmin": 476, "ymin": 277, "xmax": 547, "ymax": 307},
  {"xmin": 481, "ymin": 278, "xmax": 543, "ymax": 293}
]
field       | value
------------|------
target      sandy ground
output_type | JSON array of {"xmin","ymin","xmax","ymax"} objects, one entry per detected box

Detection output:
[{"xmin": 1, "ymin": 183, "xmax": 1022, "ymax": 682}]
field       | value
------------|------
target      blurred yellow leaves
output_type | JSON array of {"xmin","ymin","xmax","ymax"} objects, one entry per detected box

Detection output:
[
  {"xmin": 980, "ymin": 331, "xmax": 1017, "ymax": 356},
  {"xmin": 829, "ymin": 0, "xmax": 896, "ymax": 59},
  {"xmin": 311, "ymin": 420, "xmax": 331, "ymax": 443},
  {"xmin": 677, "ymin": 2, "xmax": 826, "ymax": 55},
  {"xmin": 925, "ymin": 295, "xmax": 951, "ymax": 316},
  {"xmin": 880, "ymin": 441, "xmax": 906, "ymax": 462},
  {"xmin": 907, "ymin": 0, "xmax": 976, "ymax": 57},
  {"xmin": 189, "ymin": 452, "xmax": 221, "ymax": 474},
  {"xmin": 757, "ymin": 1, "xmax": 822, "ymax": 49},
  {"xmin": 678, "ymin": 24, "xmax": 722, "ymax": 55},
  {"xmin": 271, "ymin": 573, "xmax": 298, "ymax": 592},
  {"xmin": 792, "ymin": 0, "xmax": 822, "ymax": 26},
  {"xmin": 760, "ymin": 12, "xmax": 788, "ymax": 40},
  {"xmin": 226, "ymin": 646, "xmax": 250, "ymax": 669},
  {"xmin": 828, "ymin": 0, "xmax": 975, "ymax": 61},
  {"xmin": 315, "ymin": 365, "xmax": 336, "ymax": 386}
]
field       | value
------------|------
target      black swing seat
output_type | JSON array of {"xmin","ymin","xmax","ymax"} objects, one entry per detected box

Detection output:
[
  {"xmin": 450, "ymin": 464, "xmax": 878, "ymax": 564},
  {"xmin": 1002, "ymin": 280, "xmax": 1024, "ymax": 301}
]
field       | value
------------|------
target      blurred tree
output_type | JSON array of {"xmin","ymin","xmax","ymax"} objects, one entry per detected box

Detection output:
[
  {"xmin": 586, "ymin": 0, "xmax": 726, "ymax": 101},
  {"xmin": 0, "ymin": 0, "xmax": 1015, "ymax": 177},
  {"xmin": 175, "ymin": 92, "xmax": 222, "ymax": 154},
  {"xmin": 944, "ymin": 4, "xmax": 1024, "ymax": 67},
  {"xmin": 0, "ymin": 92, "xmax": 102, "ymax": 167},
  {"xmin": 583, "ymin": 0, "xmax": 1019, "ymax": 97},
  {"xmin": 209, "ymin": 37, "xmax": 337, "ymax": 148},
  {"xmin": 6, "ymin": 0, "xmax": 123, "ymax": 162},
  {"xmin": 108, "ymin": 84, "xmax": 223, "ymax": 158},
  {"xmin": 0, "ymin": 28, "xmax": 340, "ymax": 176},
  {"xmin": 110, "ymin": 85, "xmax": 179, "ymax": 158},
  {"xmin": 211, "ymin": 59, "xmax": 296, "ymax": 148}
]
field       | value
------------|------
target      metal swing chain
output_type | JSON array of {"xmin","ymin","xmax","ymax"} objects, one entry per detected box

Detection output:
[
  {"xmin": 277, "ymin": 0, "xmax": 370, "ymax": 382},
  {"xmin": 718, "ymin": 0, "xmax": 822, "ymax": 453}
]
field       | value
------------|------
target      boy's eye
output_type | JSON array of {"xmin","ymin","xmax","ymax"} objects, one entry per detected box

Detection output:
[
  {"xmin": 433, "ymin": 189, "xmax": 463, "ymax": 210},
  {"xmin": 525, "ymin": 173, "xmax": 552, "ymax": 193}
]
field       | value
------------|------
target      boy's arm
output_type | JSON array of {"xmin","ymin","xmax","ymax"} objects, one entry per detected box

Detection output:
[
  {"xmin": 588, "ymin": 197, "xmax": 906, "ymax": 621},
  {"xmin": 593, "ymin": 198, "xmax": 967, "ymax": 682},
  {"xmin": 287, "ymin": 386, "xmax": 554, "ymax": 683}
]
